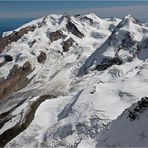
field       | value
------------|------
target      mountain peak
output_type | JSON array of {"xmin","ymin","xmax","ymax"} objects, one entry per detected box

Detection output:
[
  {"xmin": 125, "ymin": 14, "xmax": 132, "ymax": 19},
  {"xmin": 122, "ymin": 14, "xmax": 141, "ymax": 26}
]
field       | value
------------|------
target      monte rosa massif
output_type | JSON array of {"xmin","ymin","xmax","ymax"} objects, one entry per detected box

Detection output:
[{"xmin": 0, "ymin": 13, "xmax": 148, "ymax": 147}]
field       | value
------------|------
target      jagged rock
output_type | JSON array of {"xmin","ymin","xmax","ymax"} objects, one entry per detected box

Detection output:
[
  {"xmin": 121, "ymin": 32, "xmax": 136, "ymax": 48},
  {"xmin": 64, "ymin": 13, "xmax": 71, "ymax": 21},
  {"xmin": 96, "ymin": 56, "xmax": 122, "ymax": 71},
  {"xmin": 63, "ymin": 38, "xmax": 75, "ymax": 52},
  {"xmin": 58, "ymin": 15, "xmax": 65, "ymax": 24},
  {"xmin": 108, "ymin": 24, "xmax": 116, "ymax": 31},
  {"xmin": 66, "ymin": 21, "xmax": 84, "ymax": 38},
  {"xmin": 108, "ymin": 31, "xmax": 136, "ymax": 49},
  {"xmin": 48, "ymin": 30, "xmax": 65, "ymax": 42},
  {"xmin": 112, "ymin": 15, "xmax": 141, "ymax": 35},
  {"xmin": 128, "ymin": 97, "xmax": 148, "ymax": 121},
  {"xmin": 4, "ymin": 55, "xmax": 13, "ymax": 62},
  {"xmin": 0, "ymin": 25, "xmax": 36, "ymax": 53},
  {"xmin": 29, "ymin": 39, "xmax": 37, "ymax": 48},
  {"xmin": 37, "ymin": 16, "xmax": 48, "ymax": 27},
  {"xmin": 38, "ymin": 22, "xmax": 43, "ymax": 28},
  {"xmin": 90, "ymin": 86, "xmax": 96, "ymax": 94},
  {"xmin": 0, "ymin": 55, "xmax": 13, "ymax": 67},
  {"xmin": 74, "ymin": 14, "xmax": 81, "ymax": 17},
  {"xmin": 42, "ymin": 16, "xmax": 48, "ymax": 26},
  {"xmin": 0, "ymin": 61, "xmax": 32, "ymax": 100},
  {"xmin": 37, "ymin": 51, "xmax": 47, "ymax": 63},
  {"xmin": 81, "ymin": 16, "xmax": 94, "ymax": 25},
  {"xmin": 22, "ymin": 61, "xmax": 32, "ymax": 72}
]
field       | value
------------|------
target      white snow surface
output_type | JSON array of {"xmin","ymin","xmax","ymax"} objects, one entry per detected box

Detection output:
[{"xmin": 0, "ymin": 13, "xmax": 148, "ymax": 147}]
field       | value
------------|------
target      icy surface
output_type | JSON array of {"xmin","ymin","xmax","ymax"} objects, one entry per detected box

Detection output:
[{"xmin": 0, "ymin": 13, "xmax": 148, "ymax": 147}]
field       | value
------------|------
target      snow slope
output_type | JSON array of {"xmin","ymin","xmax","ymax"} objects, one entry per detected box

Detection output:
[
  {"xmin": 96, "ymin": 97, "xmax": 148, "ymax": 147},
  {"xmin": 0, "ymin": 13, "xmax": 148, "ymax": 147}
]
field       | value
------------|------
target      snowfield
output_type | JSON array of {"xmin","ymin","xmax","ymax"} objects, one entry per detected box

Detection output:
[{"xmin": 0, "ymin": 13, "xmax": 148, "ymax": 147}]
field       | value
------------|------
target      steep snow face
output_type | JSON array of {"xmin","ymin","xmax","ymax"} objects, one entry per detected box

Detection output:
[
  {"xmin": 78, "ymin": 15, "xmax": 148, "ymax": 76},
  {"xmin": 96, "ymin": 97, "xmax": 148, "ymax": 147},
  {"xmin": 1, "ymin": 13, "xmax": 148, "ymax": 147}
]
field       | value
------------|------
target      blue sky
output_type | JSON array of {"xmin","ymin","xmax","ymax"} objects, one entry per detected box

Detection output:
[{"xmin": 0, "ymin": 1, "xmax": 148, "ymax": 21}]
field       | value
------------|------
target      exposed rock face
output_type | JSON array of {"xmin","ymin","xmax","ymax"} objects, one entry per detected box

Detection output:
[
  {"xmin": 0, "ymin": 55, "xmax": 13, "ymax": 67},
  {"xmin": 128, "ymin": 97, "xmax": 148, "ymax": 121},
  {"xmin": 0, "ymin": 95, "xmax": 55, "ymax": 147},
  {"xmin": 37, "ymin": 16, "xmax": 48, "ymax": 28},
  {"xmin": 37, "ymin": 51, "xmax": 47, "ymax": 63},
  {"xmin": 74, "ymin": 14, "xmax": 81, "ymax": 18},
  {"xmin": 66, "ymin": 21, "xmax": 84, "ymax": 38},
  {"xmin": 0, "ymin": 61, "xmax": 32, "ymax": 100},
  {"xmin": 0, "ymin": 25, "xmax": 36, "ymax": 53},
  {"xmin": 29, "ymin": 39, "xmax": 37, "ymax": 48},
  {"xmin": 63, "ymin": 38, "xmax": 75, "ymax": 52},
  {"xmin": 112, "ymin": 15, "xmax": 141, "ymax": 35},
  {"xmin": 81, "ymin": 16, "xmax": 94, "ymax": 25},
  {"xmin": 96, "ymin": 56, "xmax": 122, "ymax": 71},
  {"xmin": 49, "ymin": 30, "xmax": 65, "ymax": 42},
  {"xmin": 108, "ymin": 24, "xmax": 116, "ymax": 32},
  {"xmin": 121, "ymin": 32, "xmax": 136, "ymax": 48},
  {"xmin": 78, "ymin": 15, "xmax": 144, "ymax": 77},
  {"xmin": 3, "ymin": 55, "xmax": 13, "ymax": 62},
  {"xmin": 42, "ymin": 16, "xmax": 48, "ymax": 26},
  {"xmin": 108, "ymin": 31, "xmax": 136, "ymax": 49}
]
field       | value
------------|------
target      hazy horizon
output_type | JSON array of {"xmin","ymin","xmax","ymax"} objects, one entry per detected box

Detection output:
[
  {"xmin": 0, "ymin": 1, "xmax": 148, "ymax": 20},
  {"xmin": 0, "ymin": 1, "xmax": 148, "ymax": 36}
]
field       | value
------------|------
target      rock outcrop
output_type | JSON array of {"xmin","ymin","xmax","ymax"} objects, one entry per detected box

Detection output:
[
  {"xmin": 0, "ymin": 25, "xmax": 36, "ymax": 53},
  {"xmin": 49, "ymin": 30, "xmax": 65, "ymax": 42},
  {"xmin": 0, "ymin": 61, "xmax": 32, "ymax": 100},
  {"xmin": 66, "ymin": 21, "xmax": 84, "ymax": 38},
  {"xmin": 96, "ymin": 56, "xmax": 123, "ymax": 71},
  {"xmin": 37, "ymin": 51, "xmax": 47, "ymax": 63},
  {"xmin": 63, "ymin": 38, "xmax": 75, "ymax": 52},
  {"xmin": 128, "ymin": 97, "xmax": 148, "ymax": 121}
]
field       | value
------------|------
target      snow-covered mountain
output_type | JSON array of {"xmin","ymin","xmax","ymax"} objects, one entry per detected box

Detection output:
[
  {"xmin": 0, "ymin": 13, "xmax": 148, "ymax": 147},
  {"xmin": 96, "ymin": 97, "xmax": 148, "ymax": 147}
]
